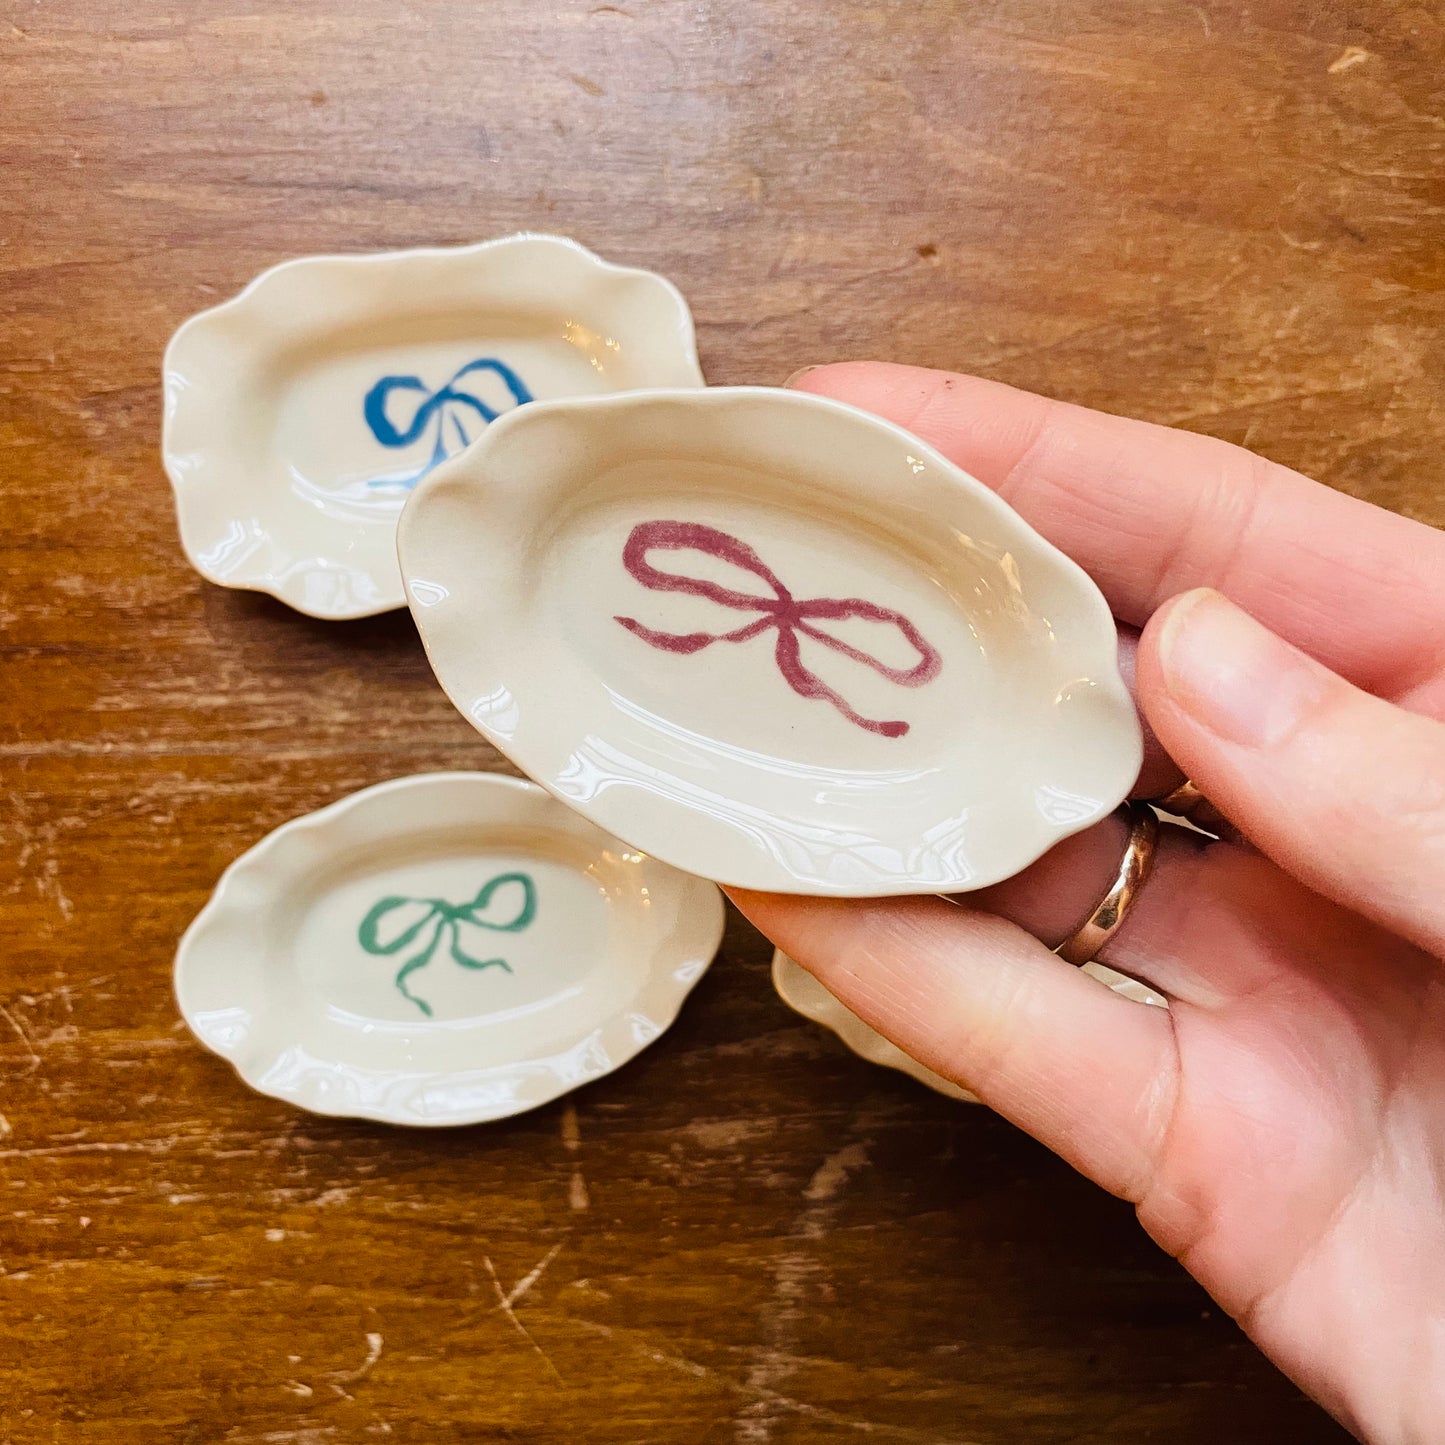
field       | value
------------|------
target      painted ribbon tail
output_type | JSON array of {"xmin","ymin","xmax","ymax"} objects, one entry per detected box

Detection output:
[
  {"xmin": 614, "ymin": 614, "xmax": 775, "ymax": 655},
  {"xmin": 359, "ymin": 897, "xmax": 452, "ymax": 1017},
  {"xmin": 613, "ymin": 520, "xmax": 942, "ymax": 737},
  {"xmin": 771, "ymin": 626, "xmax": 909, "ymax": 739},
  {"xmin": 392, "ymin": 918, "xmax": 448, "ymax": 1017},
  {"xmin": 447, "ymin": 928, "xmax": 511, "ymax": 975}
]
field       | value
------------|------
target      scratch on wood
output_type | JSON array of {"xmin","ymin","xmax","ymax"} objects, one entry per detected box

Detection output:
[
  {"xmin": 565, "ymin": 1314, "xmax": 961, "ymax": 1442},
  {"xmin": 1328, "ymin": 46, "xmax": 1371, "ymax": 74},
  {"xmin": 501, "ymin": 1241, "xmax": 564, "ymax": 1311},
  {"xmin": 44, "ymin": 856, "xmax": 74, "ymax": 921},
  {"xmin": 329, "ymin": 1331, "xmax": 383, "ymax": 1386},
  {"xmin": 484, "ymin": 1248, "xmax": 564, "ymax": 1382},
  {"xmin": 568, "ymin": 1171, "xmax": 591, "ymax": 1211},
  {"xmin": 561, "ymin": 1101, "xmax": 589, "ymax": 1212},
  {"xmin": 0, "ymin": 1139, "xmax": 178, "ymax": 1160},
  {"xmin": 736, "ymin": 1142, "xmax": 871, "ymax": 1442},
  {"xmin": 0, "ymin": 1006, "xmax": 41, "ymax": 1077},
  {"xmin": 802, "ymin": 1142, "xmax": 869, "ymax": 1206},
  {"xmin": 1276, "ymin": 225, "xmax": 1325, "ymax": 252},
  {"xmin": 684, "ymin": 1118, "xmax": 775, "ymax": 1151},
  {"xmin": 228, "ymin": 1428, "xmax": 336, "ymax": 1443},
  {"xmin": 560, "ymin": 1101, "xmax": 581, "ymax": 1151}
]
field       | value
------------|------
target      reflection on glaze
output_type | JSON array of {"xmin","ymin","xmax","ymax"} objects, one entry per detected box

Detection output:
[
  {"xmin": 363, "ymin": 357, "xmax": 533, "ymax": 489},
  {"xmin": 357, "ymin": 871, "xmax": 537, "ymax": 1017},
  {"xmin": 614, "ymin": 520, "xmax": 942, "ymax": 738}
]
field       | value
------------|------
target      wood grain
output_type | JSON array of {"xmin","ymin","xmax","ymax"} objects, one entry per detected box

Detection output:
[{"xmin": 5, "ymin": 0, "xmax": 1440, "ymax": 1438}]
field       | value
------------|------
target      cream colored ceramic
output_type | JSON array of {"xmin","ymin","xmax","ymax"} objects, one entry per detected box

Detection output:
[
  {"xmin": 162, "ymin": 235, "xmax": 704, "ymax": 620},
  {"xmin": 772, "ymin": 948, "xmax": 1164, "ymax": 1102},
  {"xmin": 772, "ymin": 950, "xmax": 977, "ymax": 1101},
  {"xmin": 174, "ymin": 772, "xmax": 725, "ymax": 1125},
  {"xmin": 399, "ymin": 387, "xmax": 1143, "ymax": 897}
]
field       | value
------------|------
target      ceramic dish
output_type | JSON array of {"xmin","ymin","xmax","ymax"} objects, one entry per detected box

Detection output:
[
  {"xmin": 772, "ymin": 950, "xmax": 977, "ymax": 1101},
  {"xmin": 174, "ymin": 772, "xmax": 725, "ymax": 1125},
  {"xmin": 163, "ymin": 235, "xmax": 704, "ymax": 620},
  {"xmin": 772, "ymin": 948, "xmax": 1164, "ymax": 1102},
  {"xmin": 399, "ymin": 387, "xmax": 1143, "ymax": 897}
]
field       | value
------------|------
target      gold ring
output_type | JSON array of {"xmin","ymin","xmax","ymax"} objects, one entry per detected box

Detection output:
[
  {"xmin": 1053, "ymin": 801, "xmax": 1159, "ymax": 967},
  {"xmin": 1150, "ymin": 779, "xmax": 1230, "ymax": 837},
  {"xmin": 1154, "ymin": 779, "xmax": 1210, "ymax": 819}
]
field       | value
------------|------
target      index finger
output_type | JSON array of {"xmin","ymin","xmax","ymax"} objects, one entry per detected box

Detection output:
[{"xmin": 795, "ymin": 363, "xmax": 1445, "ymax": 711}]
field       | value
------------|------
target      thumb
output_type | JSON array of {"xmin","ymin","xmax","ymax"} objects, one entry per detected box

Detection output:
[{"xmin": 1139, "ymin": 588, "xmax": 1445, "ymax": 957}]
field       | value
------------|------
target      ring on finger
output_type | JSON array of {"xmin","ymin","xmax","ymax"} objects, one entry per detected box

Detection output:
[
  {"xmin": 1149, "ymin": 779, "xmax": 1233, "ymax": 838},
  {"xmin": 1052, "ymin": 801, "xmax": 1160, "ymax": 967}
]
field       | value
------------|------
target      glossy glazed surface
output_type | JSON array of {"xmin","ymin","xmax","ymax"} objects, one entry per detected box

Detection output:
[
  {"xmin": 400, "ymin": 387, "xmax": 1143, "ymax": 896},
  {"xmin": 162, "ymin": 235, "xmax": 704, "ymax": 619},
  {"xmin": 174, "ymin": 772, "xmax": 725, "ymax": 1124}
]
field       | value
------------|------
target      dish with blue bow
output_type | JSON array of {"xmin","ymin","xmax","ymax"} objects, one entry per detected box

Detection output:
[
  {"xmin": 173, "ymin": 771, "xmax": 725, "ymax": 1125},
  {"xmin": 162, "ymin": 235, "xmax": 704, "ymax": 620}
]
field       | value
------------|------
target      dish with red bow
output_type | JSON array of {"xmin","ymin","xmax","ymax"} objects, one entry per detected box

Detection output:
[{"xmin": 398, "ymin": 387, "xmax": 1142, "ymax": 896}]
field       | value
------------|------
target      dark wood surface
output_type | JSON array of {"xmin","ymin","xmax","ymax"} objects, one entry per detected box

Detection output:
[{"xmin": 4, "ymin": 1, "xmax": 1440, "ymax": 1439}]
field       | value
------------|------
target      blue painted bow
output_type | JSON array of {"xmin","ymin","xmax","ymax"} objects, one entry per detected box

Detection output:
[
  {"xmin": 362, "ymin": 356, "xmax": 534, "ymax": 489},
  {"xmin": 357, "ymin": 871, "xmax": 538, "ymax": 1018}
]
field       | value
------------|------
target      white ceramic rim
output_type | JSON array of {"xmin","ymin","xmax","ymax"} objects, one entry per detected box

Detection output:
[
  {"xmin": 771, "ymin": 950, "xmax": 978, "ymax": 1101},
  {"xmin": 398, "ymin": 385, "xmax": 1143, "ymax": 897},
  {"xmin": 161, "ymin": 234, "xmax": 705, "ymax": 619},
  {"xmin": 174, "ymin": 771, "xmax": 726, "ymax": 1126}
]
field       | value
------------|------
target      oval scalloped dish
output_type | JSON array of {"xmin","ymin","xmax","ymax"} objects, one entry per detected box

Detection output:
[
  {"xmin": 163, "ymin": 235, "xmax": 704, "ymax": 619},
  {"xmin": 174, "ymin": 773, "xmax": 725, "ymax": 1125},
  {"xmin": 398, "ymin": 388, "xmax": 1144, "ymax": 897}
]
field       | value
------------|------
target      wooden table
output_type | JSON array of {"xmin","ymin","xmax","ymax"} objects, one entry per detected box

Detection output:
[{"xmin": 4, "ymin": 1, "xmax": 1439, "ymax": 1438}]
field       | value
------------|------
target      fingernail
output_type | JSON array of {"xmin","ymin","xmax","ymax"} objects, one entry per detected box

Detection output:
[
  {"xmin": 1156, "ymin": 588, "xmax": 1327, "ymax": 748},
  {"xmin": 783, "ymin": 367, "xmax": 819, "ymax": 388}
]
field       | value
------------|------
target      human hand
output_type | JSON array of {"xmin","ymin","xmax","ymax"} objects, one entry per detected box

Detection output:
[{"xmin": 729, "ymin": 363, "xmax": 1445, "ymax": 1445}]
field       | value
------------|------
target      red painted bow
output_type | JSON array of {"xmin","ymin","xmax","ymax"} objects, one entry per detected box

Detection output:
[{"xmin": 614, "ymin": 520, "xmax": 942, "ymax": 738}]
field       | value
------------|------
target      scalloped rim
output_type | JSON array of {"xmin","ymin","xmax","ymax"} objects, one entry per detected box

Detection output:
[
  {"xmin": 174, "ymin": 772, "xmax": 725, "ymax": 1126},
  {"xmin": 771, "ymin": 951, "xmax": 977, "ymax": 1101},
  {"xmin": 162, "ymin": 234, "xmax": 705, "ymax": 620},
  {"xmin": 398, "ymin": 385, "xmax": 1145, "ymax": 896}
]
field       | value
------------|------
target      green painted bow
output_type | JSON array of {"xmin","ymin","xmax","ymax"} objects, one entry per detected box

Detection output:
[{"xmin": 357, "ymin": 872, "xmax": 537, "ymax": 1017}]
